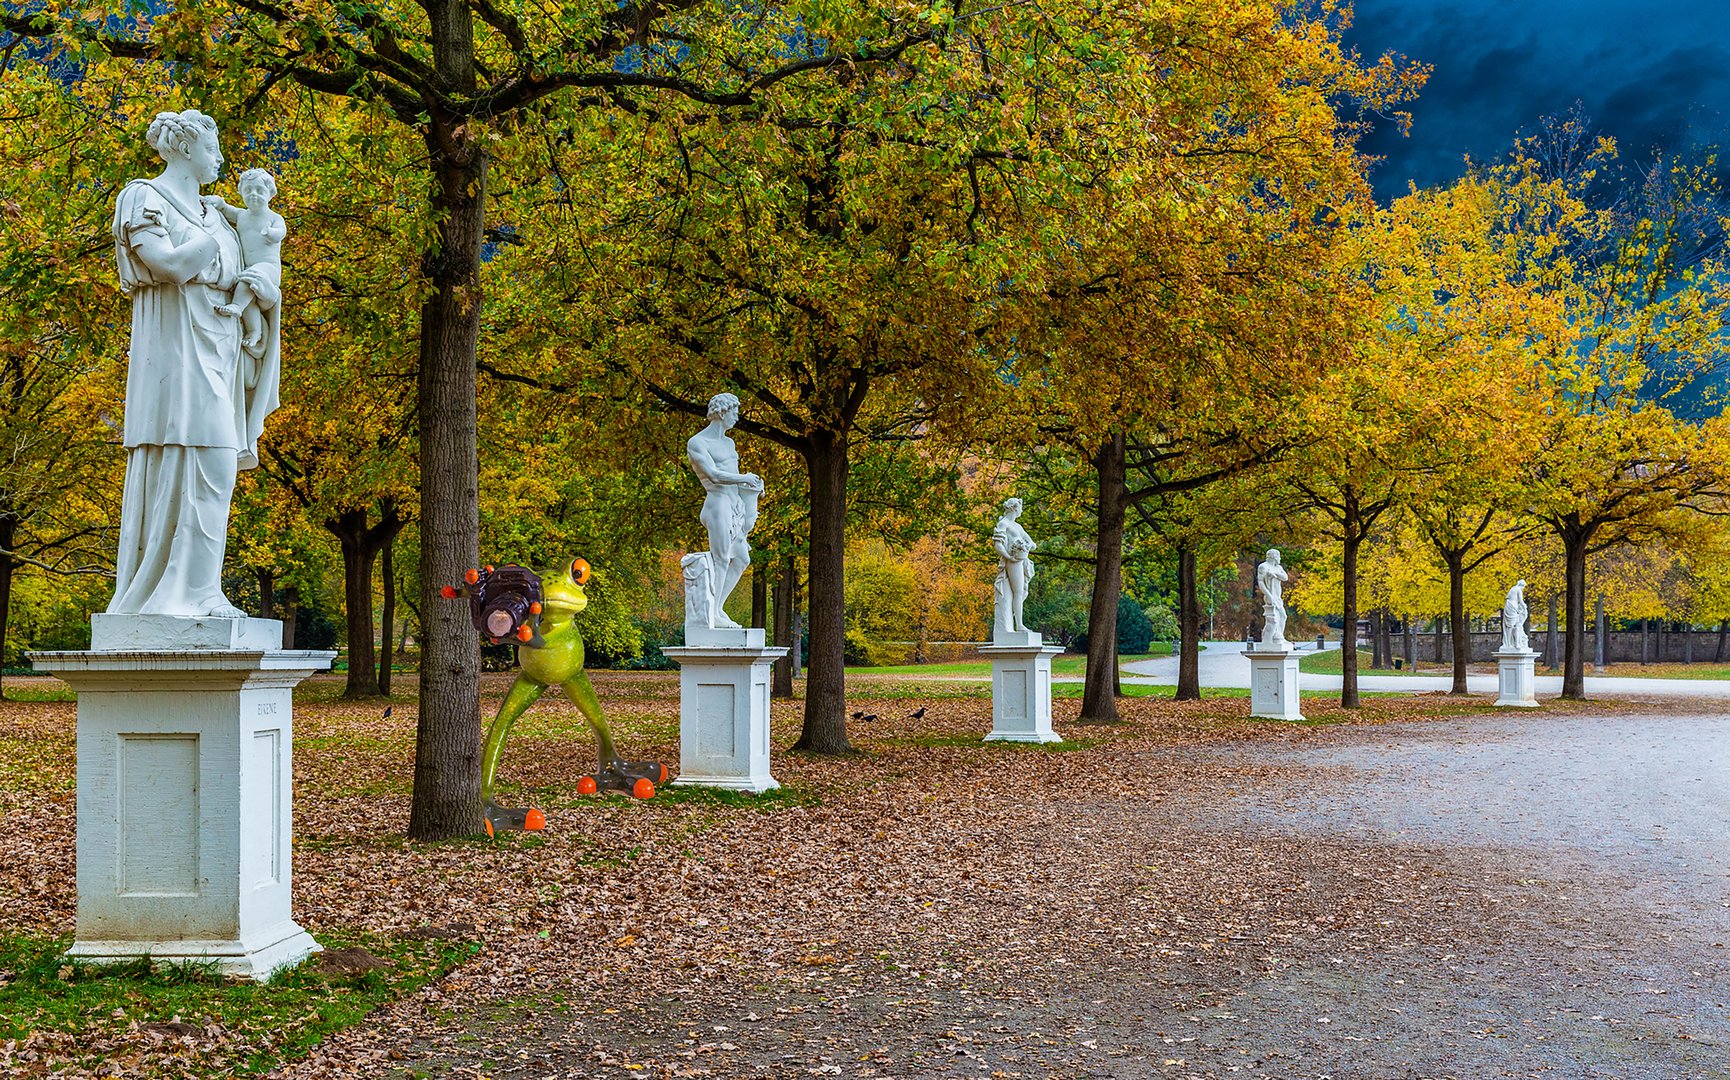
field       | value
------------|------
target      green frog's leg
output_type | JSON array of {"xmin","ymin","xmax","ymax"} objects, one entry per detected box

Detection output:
[
  {"xmin": 561, "ymin": 669, "xmax": 618, "ymax": 763},
  {"xmin": 481, "ymin": 675, "xmax": 547, "ymax": 804},
  {"xmin": 564, "ymin": 670, "xmax": 666, "ymax": 796}
]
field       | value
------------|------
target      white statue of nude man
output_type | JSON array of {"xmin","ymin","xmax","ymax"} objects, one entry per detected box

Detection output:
[
  {"xmin": 686, "ymin": 392, "xmax": 763, "ymax": 628},
  {"xmin": 206, "ymin": 167, "xmax": 284, "ymax": 355}
]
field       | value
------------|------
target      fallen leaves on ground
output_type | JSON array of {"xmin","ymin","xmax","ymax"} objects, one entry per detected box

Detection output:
[{"xmin": 0, "ymin": 673, "xmax": 1713, "ymax": 1077}]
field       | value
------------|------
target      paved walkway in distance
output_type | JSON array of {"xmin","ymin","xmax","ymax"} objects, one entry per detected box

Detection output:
[
  {"xmin": 1115, "ymin": 640, "xmax": 1730, "ymax": 698},
  {"xmin": 1156, "ymin": 707, "xmax": 1730, "ymax": 1078}
]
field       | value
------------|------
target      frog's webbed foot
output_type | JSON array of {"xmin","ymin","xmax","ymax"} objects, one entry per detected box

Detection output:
[
  {"xmin": 484, "ymin": 800, "xmax": 547, "ymax": 839},
  {"xmin": 576, "ymin": 757, "xmax": 667, "ymax": 799}
]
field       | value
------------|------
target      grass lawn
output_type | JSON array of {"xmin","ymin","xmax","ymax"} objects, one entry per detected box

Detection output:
[
  {"xmin": 1588, "ymin": 661, "xmax": 1730, "ymax": 679},
  {"xmin": 848, "ymin": 642, "xmax": 1171, "ymax": 678},
  {"xmin": 1301, "ymin": 651, "xmax": 1730, "ymax": 681},
  {"xmin": 0, "ymin": 931, "xmax": 474, "ymax": 1076},
  {"xmin": 1298, "ymin": 648, "xmax": 1463, "ymax": 676}
]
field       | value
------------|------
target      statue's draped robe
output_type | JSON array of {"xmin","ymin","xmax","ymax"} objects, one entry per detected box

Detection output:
[{"xmin": 107, "ymin": 179, "xmax": 281, "ymax": 615}]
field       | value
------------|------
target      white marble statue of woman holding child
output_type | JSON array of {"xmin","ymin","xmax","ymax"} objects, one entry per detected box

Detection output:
[{"xmin": 107, "ymin": 110, "xmax": 284, "ymax": 618}]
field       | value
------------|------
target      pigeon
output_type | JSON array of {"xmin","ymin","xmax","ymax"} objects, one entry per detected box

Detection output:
[{"xmin": 905, "ymin": 707, "xmax": 927, "ymax": 721}]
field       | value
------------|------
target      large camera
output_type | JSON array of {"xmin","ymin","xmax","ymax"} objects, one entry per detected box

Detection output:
[{"xmin": 440, "ymin": 564, "xmax": 543, "ymax": 644}]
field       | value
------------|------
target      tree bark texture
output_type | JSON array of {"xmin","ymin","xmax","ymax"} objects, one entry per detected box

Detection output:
[
  {"xmin": 326, "ymin": 502, "xmax": 404, "ymax": 699},
  {"xmin": 1176, "ymin": 543, "xmax": 1201, "ymax": 700},
  {"xmin": 408, "ymin": 100, "xmax": 486, "ymax": 839},
  {"xmin": 281, "ymin": 585, "xmax": 298, "ymax": 650},
  {"xmin": 0, "ymin": 515, "xmax": 13, "ymax": 700},
  {"xmin": 1546, "ymin": 595, "xmax": 1558, "ymax": 669},
  {"xmin": 751, "ymin": 567, "xmax": 767, "ymax": 630},
  {"xmin": 256, "ymin": 567, "xmax": 275, "ymax": 620},
  {"xmin": 1339, "ymin": 501, "xmax": 1362, "ymax": 709},
  {"xmin": 1081, "ymin": 433, "xmax": 1126, "ymax": 722},
  {"xmin": 1560, "ymin": 527, "xmax": 1590, "ymax": 700},
  {"xmin": 378, "ymin": 536, "xmax": 396, "ymax": 697},
  {"xmin": 793, "ymin": 430, "xmax": 851, "ymax": 753},
  {"xmin": 772, "ymin": 555, "xmax": 794, "ymax": 699},
  {"xmin": 1446, "ymin": 553, "xmax": 1469, "ymax": 695}
]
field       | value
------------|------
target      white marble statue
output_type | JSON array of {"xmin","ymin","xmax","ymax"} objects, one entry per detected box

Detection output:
[
  {"xmin": 992, "ymin": 497, "xmax": 1037, "ymax": 635},
  {"xmin": 681, "ymin": 552, "xmax": 716, "ymax": 630},
  {"xmin": 1502, "ymin": 579, "xmax": 1530, "ymax": 652},
  {"xmin": 207, "ymin": 168, "xmax": 285, "ymax": 356},
  {"xmin": 107, "ymin": 111, "xmax": 282, "ymax": 618},
  {"xmin": 1256, "ymin": 548, "xmax": 1289, "ymax": 650},
  {"xmin": 685, "ymin": 392, "xmax": 763, "ymax": 629}
]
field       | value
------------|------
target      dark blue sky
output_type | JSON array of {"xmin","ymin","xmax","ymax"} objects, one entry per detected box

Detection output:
[{"xmin": 1344, "ymin": 0, "xmax": 1730, "ymax": 202}]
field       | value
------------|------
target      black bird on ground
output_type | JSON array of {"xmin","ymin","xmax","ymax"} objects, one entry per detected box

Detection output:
[
  {"xmin": 856, "ymin": 713, "xmax": 878, "ymax": 722},
  {"xmin": 851, "ymin": 710, "xmax": 867, "ymax": 719},
  {"xmin": 906, "ymin": 707, "xmax": 927, "ymax": 721}
]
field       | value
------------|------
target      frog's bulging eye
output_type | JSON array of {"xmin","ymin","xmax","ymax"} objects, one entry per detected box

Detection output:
[{"xmin": 571, "ymin": 558, "xmax": 591, "ymax": 585}]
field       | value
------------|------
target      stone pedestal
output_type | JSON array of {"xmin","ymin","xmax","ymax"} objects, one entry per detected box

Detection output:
[
  {"xmin": 31, "ymin": 617, "xmax": 333, "ymax": 981},
  {"xmin": 982, "ymin": 634, "xmax": 1062, "ymax": 743},
  {"xmin": 1493, "ymin": 648, "xmax": 1540, "ymax": 707},
  {"xmin": 1245, "ymin": 646, "xmax": 1304, "ymax": 722},
  {"xmin": 664, "ymin": 630, "xmax": 787, "ymax": 792}
]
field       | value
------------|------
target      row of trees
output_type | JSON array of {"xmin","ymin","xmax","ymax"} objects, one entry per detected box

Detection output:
[{"xmin": 3, "ymin": 3, "xmax": 1724, "ymax": 837}]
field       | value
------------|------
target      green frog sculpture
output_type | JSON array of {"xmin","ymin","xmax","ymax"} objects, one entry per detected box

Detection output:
[{"xmin": 442, "ymin": 559, "xmax": 666, "ymax": 837}]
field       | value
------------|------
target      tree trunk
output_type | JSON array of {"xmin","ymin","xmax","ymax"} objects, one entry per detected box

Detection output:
[
  {"xmin": 1081, "ymin": 433, "xmax": 1126, "ymax": 722},
  {"xmin": 378, "ymin": 536, "xmax": 396, "ymax": 697},
  {"xmin": 408, "ymin": 95, "xmax": 486, "ymax": 839},
  {"xmin": 1718, "ymin": 619, "xmax": 1728, "ymax": 663},
  {"xmin": 329, "ymin": 510, "xmax": 381, "ymax": 698},
  {"xmin": 0, "ymin": 517, "xmax": 13, "ymax": 701},
  {"xmin": 791, "ymin": 605, "xmax": 803, "ymax": 678},
  {"xmin": 750, "ymin": 565, "xmax": 767, "ymax": 629},
  {"xmin": 1594, "ymin": 593, "xmax": 1607, "ymax": 671},
  {"xmin": 1447, "ymin": 552, "xmax": 1469, "ymax": 695},
  {"xmin": 326, "ymin": 503, "xmax": 405, "ymax": 699},
  {"xmin": 793, "ymin": 430, "xmax": 851, "ymax": 753},
  {"xmin": 1176, "ymin": 542, "xmax": 1200, "ymax": 700},
  {"xmin": 1560, "ymin": 529, "xmax": 1589, "ymax": 699},
  {"xmin": 256, "ymin": 567, "xmax": 275, "ymax": 620},
  {"xmin": 1685, "ymin": 623, "xmax": 1694, "ymax": 664},
  {"xmin": 1368, "ymin": 609, "xmax": 1383, "ymax": 669},
  {"xmin": 1658, "ymin": 619, "xmax": 1667, "ymax": 663},
  {"xmin": 1340, "ymin": 503, "xmax": 1362, "ymax": 709},
  {"xmin": 1433, "ymin": 615, "xmax": 1445, "ymax": 664},
  {"xmin": 1402, "ymin": 613, "xmax": 1415, "ymax": 669},
  {"xmin": 281, "ymin": 584, "xmax": 298, "ymax": 650},
  {"xmin": 1546, "ymin": 595, "xmax": 1558, "ymax": 669},
  {"xmin": 772, "ymin": 554, "xmax": 794, "ymax": 699},
  {"xmin": 1641, "ymin": 619, "xmax": 1650, "ymax": 664}
]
